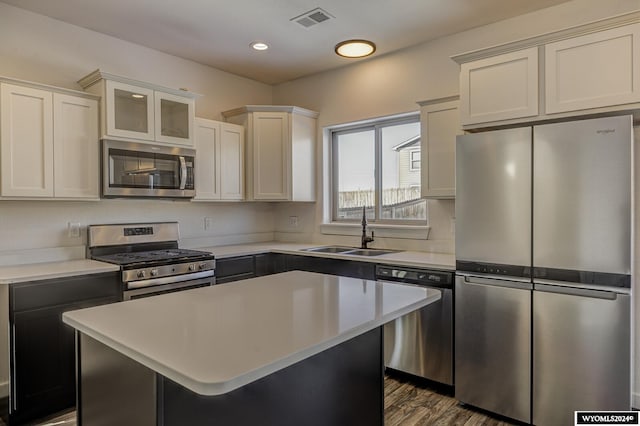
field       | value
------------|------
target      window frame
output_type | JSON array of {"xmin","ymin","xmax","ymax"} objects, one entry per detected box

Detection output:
[
  {"xmin": 408, "ymin": 148, "xmax": 421, "ymax": 171},
  {"xmin": 330, "ymin": 114, "xmax": 426, "ymax": 225}
]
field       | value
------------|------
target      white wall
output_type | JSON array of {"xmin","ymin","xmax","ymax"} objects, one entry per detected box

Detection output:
[{"xmin": 0, "ymin": 2, "xmax": 277, "ymax": 261}]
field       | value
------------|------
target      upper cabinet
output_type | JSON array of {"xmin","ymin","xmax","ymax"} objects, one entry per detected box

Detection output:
[
  {"xmin": 418, "ymin": 96, "xmax": 461, "ymax": 199},
  {"xmin": 545, "ymin": 24, "xmax": 640, "ymax": 114},
  {"xmin": 222, "ymin": 105, "xmax": 318, "ymax": 202},
  {"xmin": 453, "ymin": 14, "xmax": 640, "ymax": 129},
  {"xmin": 194, "ymin": 118, "xmax": 245, "ymax": 201},
  {"xmin": 78, "ymin": 70, "xmax": 198, "ymax": 146},
  {"xmin": 0, "ymin": 81, "xmax": 99, "ymax": 200},
  {"xmin": 459, "ymin": 47, "xmax": 538, "ymax": 126}
]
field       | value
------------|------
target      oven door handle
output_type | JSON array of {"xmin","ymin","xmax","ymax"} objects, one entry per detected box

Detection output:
[
  {"xmin": 124, "ymin": 277, "xmax": 213, "ymax": 300},
  {"xmin": 179, "ymin": 156, "xmax": 187, "ymax": 190},
  {"xmin": 127, "ymin": 270, "xmax": 214, "ymax": 290}
]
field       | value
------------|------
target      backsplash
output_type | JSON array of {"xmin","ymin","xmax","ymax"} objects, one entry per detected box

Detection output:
[{"xmin": 0, "ymin": 200, "xmax": 275, "ymax": 265}]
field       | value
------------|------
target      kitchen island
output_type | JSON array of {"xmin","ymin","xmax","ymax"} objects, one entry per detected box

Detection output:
[{"xmin": 63, "ymin": 271, "xmax": 440, "ymax": 426}]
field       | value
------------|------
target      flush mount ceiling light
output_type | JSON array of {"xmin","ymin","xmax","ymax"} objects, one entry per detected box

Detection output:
[
  {"xmin": 131, "ymin": 94, "xmax": 145, "ymax": 99},
  {"xmin": 251, "ymin": 41, "xmax": 269, "ymax": 51},
  {"xmin": 334, "ymin": 39, "xmax": 376, "ymax": 58}
]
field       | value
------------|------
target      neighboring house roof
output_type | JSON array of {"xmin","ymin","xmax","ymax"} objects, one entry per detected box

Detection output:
[{"xmin": 392, "ymin": 135, "xmax": 420, "ymax": 151}]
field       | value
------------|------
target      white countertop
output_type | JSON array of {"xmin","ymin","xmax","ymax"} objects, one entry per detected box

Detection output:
[
  {"xmin": 0, "ymin": 259, "xmax": 120, "ymax": 284},
  {"xmin": 0, "ymin": 241, "xmax": 454, "ymax": 284},
  {"xmin": 63, "ymin": 271, "xmax": 441, "ymax": 396},
  {"xmin": 201, "ymin": 242, "xmax": 456, "ymax": 271}
]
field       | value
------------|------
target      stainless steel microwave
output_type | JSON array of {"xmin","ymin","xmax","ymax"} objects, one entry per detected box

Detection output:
[{"xmin": 102, "ymin": 139, "xmax": 195, "ymax": 198}]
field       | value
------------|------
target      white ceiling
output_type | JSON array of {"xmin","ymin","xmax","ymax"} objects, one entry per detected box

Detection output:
[{"xmin": 1, "ymin": 0, "xmax": 573, "ymax": 85}]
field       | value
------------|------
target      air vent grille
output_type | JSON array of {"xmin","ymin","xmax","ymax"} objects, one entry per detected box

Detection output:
[{"xmin": 291, "ymin": 7, "xmax": 333, "ymax": 28}]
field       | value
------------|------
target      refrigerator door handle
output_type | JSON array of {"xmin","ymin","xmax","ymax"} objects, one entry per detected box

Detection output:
[
  {"xmin": 458, "ymin": 274, "xmax": 532, "ymax": 290},
  {"xmin": 535, "ymin": 283, "xmax": 618, "ymax": 300},
  {"xmin": 534, "ymin": 278, "xmax": 630, "ymax": 296}
]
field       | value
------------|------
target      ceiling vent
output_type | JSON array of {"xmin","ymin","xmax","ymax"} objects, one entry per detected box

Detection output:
[{"xmin": 291, "ymin": 8, "xmax": 334, "ymax": 28}]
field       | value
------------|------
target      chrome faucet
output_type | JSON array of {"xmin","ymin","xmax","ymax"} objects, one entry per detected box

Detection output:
[{"xmin": 361, "ymin": 206, "xmax": 374, "ymax": 249}]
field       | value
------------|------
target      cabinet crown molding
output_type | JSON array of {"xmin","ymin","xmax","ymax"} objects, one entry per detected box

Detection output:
[
  {"xmin": 417, "ymin": 95, "xmax": 459, "ymax": 107},
  {"xmin": 222, "ymin": 105, "xmax": 319, "ymax": 119},
  {"xmin": 451, "ymin": 10, "xmax": 640, "ymax": 64},
  {"xmin": 0, "ymin": 76, "xmax": 99, "ymax": 100},
  {"xmin": 77, "ymin": 69, "xmax": 201, "ymax": 99}
]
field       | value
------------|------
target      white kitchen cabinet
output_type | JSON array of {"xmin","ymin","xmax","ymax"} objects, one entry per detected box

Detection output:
[
  {"xmin": 53, "ymin": 94, "xmax": 99, "ymax": 199},
  {"xmin": 194, "ymin": 118, "xmax": 244, "ymax": 201},
  {"xmin": 78, "ymin": 70, "xmax": 197, "ymax": 146},
  {"xmin": 545, "ymin": 23, "xmax": 640, "ymax": 114},
  {"xmin": 105, "ymin": 80, "xmax": 154, "ymax": 141},
  {"xmin": 418, "ymin": 96, "xmax": 460, "ymax": 199},
  {"xmin": 0, "ymin": 81, "xmax": 99, "ymax": 199},
  {"xmin": 453, "ymin": 14, "xmax": 640, "ymax": 129},
  {"xmin": 1, "ymin": 83, "xmax": 54, "ymax": 197},
  {"xmin": 222, "ymin": 106, "xmax": 318, "ymax": 202},
  {"xmin": 459, "ymin": 47, "xmax": 538, "ymax": 126}
]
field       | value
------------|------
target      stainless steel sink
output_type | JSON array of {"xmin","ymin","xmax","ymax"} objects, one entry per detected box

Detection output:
[
  {"xmin": 342, "ymin": 249, "xmax": 398, "ymax": 256},
  {"xmin": 301, "ymin": 246, "xmax": 355, "ymax": 254},
  {"xmin": 301, "ymin": 246, "xmax": 400, "ymax": 256}
]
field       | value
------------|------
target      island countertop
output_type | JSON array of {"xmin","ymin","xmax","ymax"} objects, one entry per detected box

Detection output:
[{"xmin": 63, "ymin": 270, "xmax": 440, "ymax": 396}]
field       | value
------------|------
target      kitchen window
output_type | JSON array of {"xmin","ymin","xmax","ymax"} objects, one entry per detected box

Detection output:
[{"xmin": 331, "ymin": 115, "xmax": 426, "ymax": 224}]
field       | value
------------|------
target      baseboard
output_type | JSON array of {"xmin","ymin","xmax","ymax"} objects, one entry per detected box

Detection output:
[{"xmin": 632, "ymin": 392, "xmax": 640, "ymax": 410}]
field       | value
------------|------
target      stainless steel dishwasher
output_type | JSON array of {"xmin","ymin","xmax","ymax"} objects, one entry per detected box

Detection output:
[{"xmin": 379, "ymin": 265, "xmax": 453, "ymax": 385}]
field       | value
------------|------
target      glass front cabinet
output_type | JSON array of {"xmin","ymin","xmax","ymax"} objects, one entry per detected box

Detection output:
[{"xmin": 79, "ymin": 70, "xmax": 197, "ymax": 146}]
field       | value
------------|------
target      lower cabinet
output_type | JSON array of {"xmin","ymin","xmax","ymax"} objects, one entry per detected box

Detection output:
[
  {"xmin": 216, "ymin": 253, "xmax": 376, "ymax": 284},
  {"xmin": 8, "ymin": 272, "xmax": 119, "ymax": 424},
  {"xmin": 284, "ymin": 255, "xmax": 376, "ymax": 280}
]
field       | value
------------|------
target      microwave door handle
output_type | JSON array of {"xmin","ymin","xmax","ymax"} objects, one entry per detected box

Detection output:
[{"xmin": 179, "ymin": 156, "xmax": 187, "ymax": 190}]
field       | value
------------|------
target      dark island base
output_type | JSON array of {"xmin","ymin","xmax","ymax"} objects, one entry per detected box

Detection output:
[{"xmin": 78, "ymin": 328, "xmax": 384, "ymax": 426}]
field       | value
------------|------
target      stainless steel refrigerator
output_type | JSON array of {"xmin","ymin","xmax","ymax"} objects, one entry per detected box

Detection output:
[{"xmin": 454, "ymin": 115, "xmax": 632, "ymax": 425}]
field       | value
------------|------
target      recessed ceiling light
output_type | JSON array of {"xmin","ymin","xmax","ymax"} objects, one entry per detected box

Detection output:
[
  {"xmin": 251, "ymin": 41, "xmax": 269, "ymax": 51},
  {"xmin": 334, "ymin": 39, "xmax": 376, "ymax": 58}
]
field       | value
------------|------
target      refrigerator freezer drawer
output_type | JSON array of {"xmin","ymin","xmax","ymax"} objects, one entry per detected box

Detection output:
[
  {"xmin": 533, "ymin": 286, "xmax": 631, "ymax": 426},
  {"xmin": 454, "ymin": 275, "xmax": 531, "ymax": 423}
]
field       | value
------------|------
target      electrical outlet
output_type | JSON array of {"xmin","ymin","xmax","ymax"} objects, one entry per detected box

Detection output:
[
  {"xmin": 68, "ymin": 222, "xmax": 81, "ymax": 238},
  {"xmin": 204, "ymin": 217, "xmax": 214, "ymax": 230},
  {"xmin": 288, "ymin": 216, "xmax": 299, "ymax": 228}
]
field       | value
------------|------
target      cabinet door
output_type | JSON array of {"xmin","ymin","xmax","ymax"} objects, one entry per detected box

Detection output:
[
  {"xmin": 53, "ymin": 94, "xmax": 99, "ymax": 199},
  {"xmin": 220, "ymin": 123, "xmax": 244, "ymax": 200},
  {"xmin": 545, "ymin": 24, "xmax": 640, "ymax": 114},
  {"xmin": 460, "ymin": 47, "xmax": 538, "ymax": 126},
  {"xmin": 11, "ymin": 296, "xmax": 118, "ymax": 424},
  {"xmin": 215, "ymin": 256, "xmax": 255, "ymax": 283},
  {"xmin": 0, "ymin": 83, "xmax": 54, "ymax": 197},
  {"xmin": 253, "ymin": 112, "xmax": 290, "ymax": 200},
  {"xmin": 154, "ymin": 91, "xmax": 195, "ymax": 146},
  {"xmin": 194, "ymin": 118, "xmax": 221, "ymax": 200},
  {"xmin": 420, "ymin": 98, "xmax": 460, "ymax": 198},
  {"xmin": 105, "ymin": 80, "xmax": 154, "ymax": 140}
]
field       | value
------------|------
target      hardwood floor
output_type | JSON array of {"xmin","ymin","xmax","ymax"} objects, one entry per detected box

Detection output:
[
  {"xmin": 385, "ymin": 372, "xmax": 520, "ymax": 426},
  {"xmin": 19, "ymin": 374, "xmax": 519, "ymax": 426}
]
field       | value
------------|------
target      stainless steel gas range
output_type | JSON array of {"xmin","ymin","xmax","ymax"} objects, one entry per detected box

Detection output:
[{"xmin": 88, "ymin": 222, "xmax": 215, "ymax": 300}]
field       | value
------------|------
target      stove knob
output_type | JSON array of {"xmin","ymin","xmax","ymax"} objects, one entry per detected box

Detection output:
[
  {"xmin": 150, "ymin": 269, "xmax": 159, "ymax": 277},
  {"xmin": 198, "ymin": 263, "xmax": 208, "ymax": 270},
  {"xmin": 188, "ymin": 264, "xmax": 196, "ymax": 272},
  {"xmin": 137, "ymin": 270, "xmax": 146, "ymax": 279}
]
